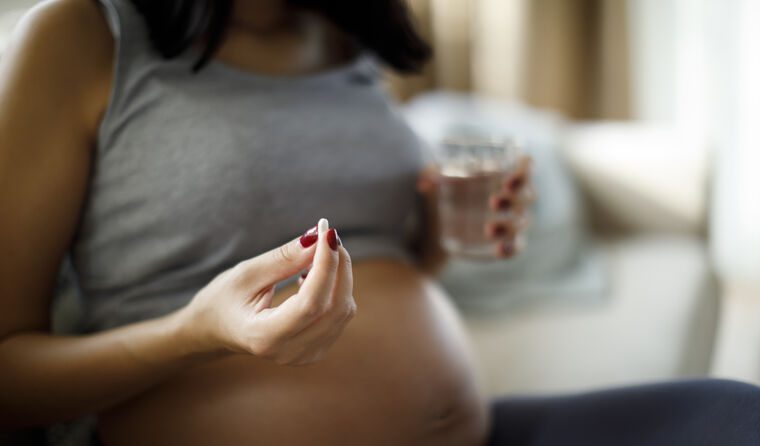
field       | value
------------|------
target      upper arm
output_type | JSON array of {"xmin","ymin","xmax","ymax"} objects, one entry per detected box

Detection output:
[{"xmin": 0, "ymin": 0, "xmax": 114, "ymax": 337}]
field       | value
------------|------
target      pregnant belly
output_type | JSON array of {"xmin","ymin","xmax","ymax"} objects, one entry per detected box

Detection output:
[{"xmin": 98, "ymin": 260, "xmax": 489, "ymax": 446}]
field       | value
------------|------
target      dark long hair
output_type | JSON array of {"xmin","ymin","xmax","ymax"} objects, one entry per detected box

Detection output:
[{"xmin": 129, "ymin": 0, "xmax": 432, "ymax": 73}]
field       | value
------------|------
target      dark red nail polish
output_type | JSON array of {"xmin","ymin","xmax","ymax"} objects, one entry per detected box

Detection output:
[
  {"xmin": 299, "ymin": 226, "xmax": 318, "ymax": 248},
  {"xmin": 489, "ymin": 196, "xmax": 512, "ymax": 211},
  {"xmin": 327, "ymin": 229, "xmax": 339, "ymax": 251},
  {"xmin": 497, "ymin": 240, "xmax": 516, "ymax": 257},
  {"xmin": 485, "ymin": 222, "xmax": 510, "ymax": 238},
  {"xmin": 300, "ymin": 270, "xmax": 309, "ymax": 279},
  {"xmin": 509, "ymin": 177, "xmax": 525, "ymax": 192},
  {"xmin": 497, "ymin": 197, "xmax": 512, "ymax": 210}
]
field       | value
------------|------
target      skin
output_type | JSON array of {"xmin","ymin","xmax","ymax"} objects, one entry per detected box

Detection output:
[{"xmin": 0, "ymin": 0, "xmax": 533, "ymax": 443}]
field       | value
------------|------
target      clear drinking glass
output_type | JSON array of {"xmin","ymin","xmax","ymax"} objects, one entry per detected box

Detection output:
[{"xmin": 436, "ymin": 136, "xmax": 521, "ymax": 259}]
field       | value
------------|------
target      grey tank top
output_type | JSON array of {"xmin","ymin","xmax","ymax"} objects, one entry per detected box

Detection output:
[{"xmin": 72, "ymin": 0, "xmax": 425, "ymax": 331}]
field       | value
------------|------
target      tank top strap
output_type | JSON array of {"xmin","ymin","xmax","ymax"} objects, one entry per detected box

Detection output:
[
  {"xmin": 95, "ymin": 0, "xmax": 159, "ymax": 153},
  {"xmin": 96, "ymin": 0, "xmax": 152, "ymax": 63}
]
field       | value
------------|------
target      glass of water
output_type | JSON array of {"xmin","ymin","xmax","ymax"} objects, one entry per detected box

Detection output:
[{"xmin": 436, "ymin": 136, "xmax": 521, "ymax": 259}]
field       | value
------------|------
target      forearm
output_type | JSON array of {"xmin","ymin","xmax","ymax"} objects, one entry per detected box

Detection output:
[{"xmin": 0, "ymin": 309, "xmax": 217, "ymax": 428}]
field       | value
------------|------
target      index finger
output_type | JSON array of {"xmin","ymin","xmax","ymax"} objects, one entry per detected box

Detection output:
[
  {"xmin": 503, "ymin": 155, "xmax": 533, "ymax": 192},
  {"xmin": 298, "ymin": 222, "xmax": 340, "ymax": 308}
]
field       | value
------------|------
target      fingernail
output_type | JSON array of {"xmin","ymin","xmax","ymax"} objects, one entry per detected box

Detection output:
[
  {"xmin": 486, "ymin": 222, "xmax": 509, "ymax": 238},
  {"xmin": 327, "ymin": 229, "xmax": 340, "ymax": 251},
  {"xmin": 508, "ymin": 177, "xmax": 525, "ymax": 192},
  {"xmin": 496, "ymin": 197, "xmax": 512, "ymax": 211},
  {"xmin": 300, "ymin": 270, "xmax": 309, "ymax": 279},
  {"xmin": 299, "ymin": 225, "xmax": 318, "ymax": 248},
  {"xmin": 327, "ymin": 229, "xmax": 339, "ymax": 251},
  {"xmin": 488, "ymin": 196, "xmax": 512, "ymax": 211},
  {"xmin": 496, "ymin": 240, "xmax": 516, "ymax": 257}
]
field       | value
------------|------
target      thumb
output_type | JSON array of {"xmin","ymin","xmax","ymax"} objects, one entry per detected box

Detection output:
[{"xmin": 242, "ymin": 223, "xmax": 319, "ymax": 285}]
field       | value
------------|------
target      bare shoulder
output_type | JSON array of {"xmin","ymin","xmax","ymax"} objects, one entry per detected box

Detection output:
[
  {"xmin": 18, "ymin": 0, "xmax": 110, "ymax": 40},
  {"xmin": 4, "ymin": 0, "xmax": 115, "ymax": 127},
  {"xmin": 13, "ymin": 0, "xmax": 114, "ymax": 60}
]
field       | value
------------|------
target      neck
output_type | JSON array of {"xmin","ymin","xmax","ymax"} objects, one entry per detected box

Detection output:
[{"xmin": 231, "ymin": 0, "xmax": 294, "ymax": 32}]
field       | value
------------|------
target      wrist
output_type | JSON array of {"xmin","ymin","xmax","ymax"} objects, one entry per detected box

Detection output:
[{"xmin": 166, "ymin": 307, "xmax": 227, "ymax": 361}]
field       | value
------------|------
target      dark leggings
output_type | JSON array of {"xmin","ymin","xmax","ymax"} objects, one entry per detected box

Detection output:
[{"xmin": 488, "ymin": 379, "xmax": 760, "ymax": 446}]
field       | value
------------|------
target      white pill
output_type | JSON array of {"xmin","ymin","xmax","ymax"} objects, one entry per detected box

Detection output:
[{"xmin": 318, "ymin": 218, "xmax": 329, "ymax": 234}]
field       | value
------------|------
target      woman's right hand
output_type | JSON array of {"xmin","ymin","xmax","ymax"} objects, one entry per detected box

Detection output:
[{"xmin": 177, "ymin": 219, "xmax": 356, "ymax": 366}]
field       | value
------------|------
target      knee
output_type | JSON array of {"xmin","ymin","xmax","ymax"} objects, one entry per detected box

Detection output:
[
  {"xmin": 700, "ymin": 378, "xmax": 760, "ymax": 400},
  {"xmin": 674, "ymin": 379, "xmax": 760, "ymax": 443},
  {"xmin": 691, "ymin": 379, "xmax": 760, "ymax": 420}
]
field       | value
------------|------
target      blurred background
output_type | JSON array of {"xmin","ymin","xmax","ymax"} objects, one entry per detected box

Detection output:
[{"xmin": 1, "ymin": 0, "xmax": 758, "ymax": 397}]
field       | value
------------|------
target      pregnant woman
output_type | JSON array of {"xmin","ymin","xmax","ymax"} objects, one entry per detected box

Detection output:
[{"xmin": 1, "ymin": 0, "xmax": 759, "ymax": 445}]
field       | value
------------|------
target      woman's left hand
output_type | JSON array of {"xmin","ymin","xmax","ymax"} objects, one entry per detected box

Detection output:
[{"xmin": 416, "ymin": 155, "xmax": 536, "ymax": 266}]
